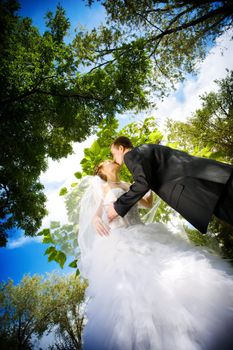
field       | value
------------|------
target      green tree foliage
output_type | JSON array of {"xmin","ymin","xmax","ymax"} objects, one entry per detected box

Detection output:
[
  {"xmin": 87, "ymin": 0, "xmax": 233, "ymax": 97},
  {"xmin": 0, "ymin": 0, "xmax": 153, "ymax": 246},
  {"xmin": 166, "ymin": 70, "xmax": 233, "ymax": 163},
  {"xmin": 0, "ymin": 273, "xmax": 88, "ymax": 350}
]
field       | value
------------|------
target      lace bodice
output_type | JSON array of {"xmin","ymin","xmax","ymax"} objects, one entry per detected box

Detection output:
[{"xmin": 102, "ymin": 187, "xmax": 142, "ymax": 229}]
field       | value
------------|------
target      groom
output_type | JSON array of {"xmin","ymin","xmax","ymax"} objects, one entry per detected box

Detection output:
[{"xmin": 107, "ymin": 136, "xmax": 233, "ymax": 234}]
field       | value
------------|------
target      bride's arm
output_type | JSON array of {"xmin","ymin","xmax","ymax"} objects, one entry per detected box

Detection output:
[{"xmin": 92, "ymin": 200, "xmax": 110, "ymax": 237}]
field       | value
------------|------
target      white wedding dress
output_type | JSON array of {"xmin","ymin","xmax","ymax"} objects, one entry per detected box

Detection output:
[{"xmin": 79, "ymin": 187, "xmax": 233, "ymax": 350}]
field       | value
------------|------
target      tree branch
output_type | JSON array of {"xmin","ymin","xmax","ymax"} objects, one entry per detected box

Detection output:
[
  {"xmin": 1, "ymin": 75, "xmax": 58, "ymax": 105},
  {"xmin": 148, "ymin": 4, "xmax": 233, "ymax": 43},
  {"xmin": 134, "ymin": 11, "xmax": 164, "ymax": 32}
]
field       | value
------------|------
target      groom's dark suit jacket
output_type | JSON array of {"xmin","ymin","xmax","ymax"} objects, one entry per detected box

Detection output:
[{"xmin": 113, "ymin": 144, "xmax": 233, "ymax": 233}]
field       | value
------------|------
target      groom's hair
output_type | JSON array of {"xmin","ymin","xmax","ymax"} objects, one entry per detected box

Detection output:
[{"xmin": 112, "ymin": 136, "xmax": 133, "ymax": 149}]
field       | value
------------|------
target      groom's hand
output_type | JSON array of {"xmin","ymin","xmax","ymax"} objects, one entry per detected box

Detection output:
[{"xmin": 108, "ymin": 204, "xmax": 118, "ymax": 222}]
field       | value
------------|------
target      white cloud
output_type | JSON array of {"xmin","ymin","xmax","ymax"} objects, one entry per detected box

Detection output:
[
  {"xmin": 39, "ymin": 136, "xmax": 95, "ymax": 230},
  {"xmin": 39, "ymin": 137, "xmax": 94, "ymax": 188},
  {"xmin": 7, "ymin": 234, "xmax": 42, "ymax": 249}
]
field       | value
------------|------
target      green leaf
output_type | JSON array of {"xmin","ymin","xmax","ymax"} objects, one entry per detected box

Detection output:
[
  {"xmin": 44, "ymin": 246, "xmax": 56, "ymax": 255},
  {"xmin": 80, "ymin": 158, "xmax": 88, "ymax": 165},
  {"xmin": 59, "ymin": 187, "xmax": 68, "ymax": 196},
  {"xmin": 69, "ymin": 259, "xmax": 77, "ymax": 268},
  {"xmin": 42, "ymin": 234, "xmax": 55, "ymax": 244},
  {"xmin": 54, "ymin": 251, "xmax": 67, "ymax": 269},
  {"xmin": 37, "ymin": 228, "xmax": 51, "ymax": 236},
  {"xmin": 75, "ymin": 269, "xmax": 80, "ymax": 277},
  {"xmin": 50, "ymin": 221, "xmax": 61, "ymax": 229},
  {"xmin": 48, "ymin": 250, "xmax": 58, "ymax": 262},
  {"xmin": 90, "ymin": 140, "xmax": 101, "ymax": 155},
  {"xmin": 74, "ymin": 171, "xmax": 82, "ymax": 179}
]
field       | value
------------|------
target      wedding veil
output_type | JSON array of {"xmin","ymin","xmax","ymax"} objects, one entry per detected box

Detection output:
[{"xmin": 76, "ymin": 175, "xmax": 105, "ymax": 278}]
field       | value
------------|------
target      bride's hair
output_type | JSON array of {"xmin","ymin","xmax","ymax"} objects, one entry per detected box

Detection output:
[{"xmin": 94, "ymin": 161, "xmax": 108, "ymax": 181}]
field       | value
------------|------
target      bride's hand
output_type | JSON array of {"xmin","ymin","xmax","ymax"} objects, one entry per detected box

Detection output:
[
  {"xmin": 93, "ymin": 216, "xmax": 110, "ymax": 236},
  {"xmin": 107, "ymin": 204, "xmax": 118, "ymax": 222}
]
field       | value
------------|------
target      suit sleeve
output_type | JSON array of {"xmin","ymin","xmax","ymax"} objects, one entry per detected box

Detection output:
[{"xmin": 114, "ymin": 151, "xmax": 151, "ymax": 217}]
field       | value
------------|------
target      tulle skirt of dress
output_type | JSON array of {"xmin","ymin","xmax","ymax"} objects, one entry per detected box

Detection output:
[{"xmin": 80, "ymin": 222, "xmax": 233, "ymax": 350}]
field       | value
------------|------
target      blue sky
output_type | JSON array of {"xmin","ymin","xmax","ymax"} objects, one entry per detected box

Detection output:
[
  {"xmin": 0, "ymin": 232, "xmax": 74, "ymax": 284},
  {"xmin": 1, "ymin": 0, "xmax": 233, "ymax": 286}
]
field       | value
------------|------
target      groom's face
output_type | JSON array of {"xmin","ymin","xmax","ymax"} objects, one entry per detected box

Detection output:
[{"xmin": 110, "ymin": 144, "xmax": 124, "ymax": 166}]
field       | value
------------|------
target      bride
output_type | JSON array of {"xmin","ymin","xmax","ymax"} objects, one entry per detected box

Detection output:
[{"xmin": 77, "ymin": 160, "xmax": 233, "ymax": 350}]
